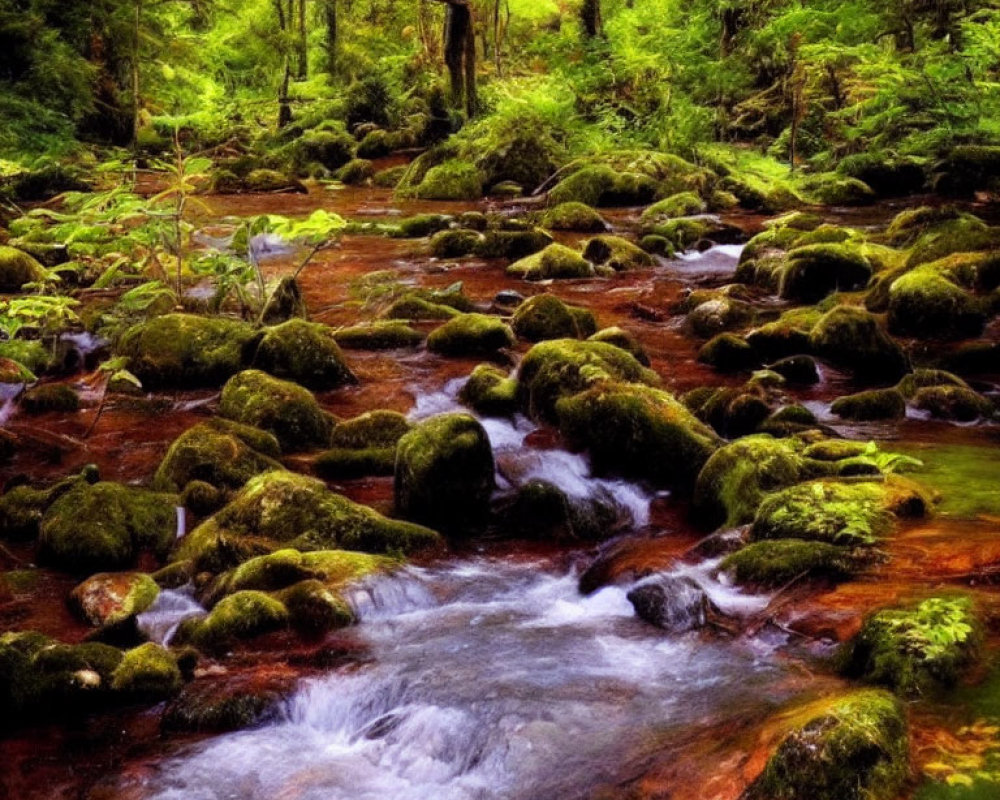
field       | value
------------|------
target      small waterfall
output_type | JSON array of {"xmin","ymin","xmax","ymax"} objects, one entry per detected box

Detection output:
[{"xmin": 136, "ymin": 587, "xmax": 205, "ymax": 646}]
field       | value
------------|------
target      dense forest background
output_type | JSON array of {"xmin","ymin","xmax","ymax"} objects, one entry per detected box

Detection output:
[{"xmin": 2, "ymin": 0, "xmax": 1000, "ymax": 196}]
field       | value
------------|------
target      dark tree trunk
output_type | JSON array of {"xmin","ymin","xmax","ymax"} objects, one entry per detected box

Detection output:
[
  {"xmin": 433, "ymin": 0, "xmax": 478, "ymax": 116},
  {"xmin": 580, "ymin": 0, "xmax": 602, "ymax": 38},
  {"xmin": 297, "ymin": 0, "xmax": 308, "ymax": 79},
  {"xmin": 324, "ymin": 0, "xmax": 337, "ymax": 74}
]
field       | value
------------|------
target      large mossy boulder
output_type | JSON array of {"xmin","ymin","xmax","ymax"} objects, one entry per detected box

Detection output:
[
  {"xmin": 911, "ymin": 385, "xmax": 993, "ymax": 421},
  {"xmin": 70, "ymin": 571, "xmax": 160, "ymax": 629},
  {"xmin": 176, "ymin": 471, "xmax": 442, "ymax": 572},
  {"xmin": 548, "ymin": 165, "xmax": 658, "ymax": 208},
  {"xmin": 541, "ymin": 202, "xmax": 608, "ymax": 232},
  {"xmin": 779, "ymin": 244, "xmax": 873, "ymax": 303},
  {"xmin": 426, "ymin": 313, "xmax": 515, "ymax": 358},
  {"xmin": 511, "ymin": 294, "xmax": 597, "ymax": 342},
  {"xmin": 412, "ymin": 159, "xmax": 483, "ymax": 200},
  {"xmin": 0, "ymin": 245, "xmax": 48, "ymax": 291},
  {"xmin": 516, "ymin": 339, "xmax": 658, "ymax": 423},
  {"xmin": 887, "ymin": 261, "xmax": 987, "ymax": 340},
  {"xmin": 175, "ymin": 590, "xmax": 290, "ymax": 651},
  {"xmin": 117, "ymin": 314, "xmax": 256, "ymax": 388},
  {"xmin": 507, "ymin": 243, "xmax": 593, "ymax": 281},
  {"xmin": 582, "ymin": 235, "xmax": 655, "ymax": 272},
  {"xmin": 394, "ymin": 413, "xmax": 495, "ymax": 533},
  {"xmin": 721, "ymin": 539, "xmax": 856, "ymax": 588},
  {"xmin": 830, "ymin": 388, "xmax": 907, "ymax": 421},
  {"xmin": 38, "ymin": 482, "xmax": 178, "ymax": 573},
  {"xmin": 110, "ymin": 643, "xmax": 182, "ymax": 698},
  {"xmin": 809, "ymin": 307, "xmax": 908, "ymax": 381},
  {"xmin": 556, "ymin": 383, "xmax": 721, "ymax": 488},
  {"xmin": 588, "ymin": 327, "xmax": 649, "ymax": 366},
  {"xmin": 332, "ymin": 321, "xmax": 425, "ymax": 350},
  {"xmin": 839, "ymin": 596, "xmax": 979, "ymax": 697},
  {"xmin": 458, "ymin": 364, "xmax": 518, "ymax": 417},
  {"xmin": 639, "ymin": 192, "xmax": 707, "ymax": 225},
  {"xmin": 743, "ymin": 690, "xmax": 908, "ymax": 800},
  {"xmin": 315, "ymin": 410, "xmax": 413, "ymax": 480},
  {"xmin": 250, "ymin": 319, "xmax": 356, "ymax": 390},
  {"xmin": 219, "ymin": 370, "xmax": 332, "ymax": 452},
  {"xmin": 152, "ymin": 418, "xmax": 283, "ymax": 496}
]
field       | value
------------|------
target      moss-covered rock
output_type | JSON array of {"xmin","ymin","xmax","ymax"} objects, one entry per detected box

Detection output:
[
  {"xmin": 38, "ymin": 482, "xmax": 178, "ymax": 573},
  {"xmin": 244, "ymin": 169, "xmax": 307, "ymax": 193},
  {"xmin": 582, "ymin": 235, "xmax": 655, "ymax": 272},
  {"xmin": 779, "ymin": 244, "xmax": 873, "ymax": 303},
  {"xmin": 887, "ymin": 264, "xmax": 985, "ymax": 340},
  {"xmin": 587, "ymin": 327, "xmax": 649, "ymax": 366},
  {"xmin": 511, "ymin": 294, "xmax": 597, "ymax": 342},
  {"xmin": 803, "ymin": 174, "xmax": 876, "ymax": 206},
  {"xmin": 397, "ymin": 214, "xmax": 454, "ymax": 239},
  {"xmin": 689, "ymin": 387, "xmax": 773, "ymax": 439},
  {"xmin": 290, "ymin": 130, "xmax": 355, "ymax": 172},
  {"xmin": 314, "ymin": 447, "xmax": 397, "ymax": 479},
  {"xmin": 698, "ymin": 333, "xmax": 759, "ymax": 372},
  {"xmin": 541, "ymin": 202, "xmax": 608, "ymax": 232},
  {"xmin": 506, "ymin": 243, "xmax": 594, "ymax": 281},
  {"xmin": 933, "ymin": 145, "xmax": 1000, "ymax": 196},
  {"xmin": 840, "ymin": 596, "xmax": 979, "ymax": 697},
  {"xmin": 382, "ymin": 295, "xmax": 461, "ymax": 321},
  {"xmin": 743, "ymin": 690, "xmax": 908, "ymax": 800},
  {"xmin": 459, "ymin": 364, "xmax": 518, "ymax": 417},
  {"xmin": 117, "ymin": 314, "xmax": 256, "ymax": 388},
  {"xmin": 110, "ymin": 643, "xmax": 181, "ymax": 698},
  {"xmin": 428, "ymin": 228, "xmax": 484, "ymax": 258},
  {"xmin": 333, "ymin": 321, "xmax": 425, "ymax": 350},
  {"xmin": 336, "ymin": 158, "xmax": 375, "ymax": 185},
  {"xmin": 209, "ymin": 548, "xmax": 389, "ymax": 599},
  {"xmin": 152, "ymin": 418, "xmax": 283, "ymax": 496},
  {"xmin": 548, "ymin": 165, "xmax": 658, "ymax": 207},
  {"xmin": 394, "ymin": 413, "xmax": 494, "ymax": 533},
  {"xmin": 769, "ymin": 355, "xmax": 820, "ymax": 385},
  {"xmin": 412, "ymin": 159, "xmax": 483, "ymax": 200},
  {"xmin": 426, "ymin": 313, "xmax": 515, "ymax": 358},
  {"xmin": 912, "ymin": 385, "xmax": 993, "ymax": 421},
  {"xmin": 251, "ymin": 319, "xmax": 356, "ymax": 390},
  {"xmin": 474, "ymin": 229, "xmax": 554, "ymax": 260},
  {"xmin": 70, "ymin": 571, "xmax": 160, "ymax": 629},
  {"xmin": 176, "ymin": 471, "xmax": 440, "ymax": 571},
  {"xmin": 639, "ymin": 192, "xmax": 707, "ymax": 225},
  {"xmin": 895, "ymin": 369, "xmax": 969, "ymax": 399},
  {"xmin": 0, "ymin": 245, "xmax": 48, "ymax": 291},
  {"xmin": 177, "ymin": 590, "xmax": 289, "ymax": 651},
  {"xmin": 831, "ymin": 389, "xmax": 907, "ymax": 421},
  {"xmin": 21, "ymin": 383, "xmax": 80, "ymax": 414},
  {"xmin": 219, "ymin": 370, "xmax": 332, "ymax": 452},
  {"xmin": 809, "ymin": 307, "xmax": 909, "ymax": 380},
  {"xmin": 516, "ymin": 339, "xmax": 658, "ymax": 423},
  {"xmin": 721, "ymin": 539, "xmax": 856, "ymax": 588},
  {"xmin": 556, "ymin": 383, "xmax": 721, "ymax": 487},
  {"xmin": 686, "ymin": 297, "xmax": 755, "ymax": 339},
  {"xmin": 315, "ymin": 411, "xmax": 413, "ymax": 479}
]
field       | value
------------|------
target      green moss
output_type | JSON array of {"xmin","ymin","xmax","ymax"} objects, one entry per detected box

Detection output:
[
  {"xmin": 412, "ymin": 159, "xmax": 483, "ymax": 200},
  {"xmin": 639, "ymin": 192, "xmax": 707, "ymax": 225},
  {"xmin": 428, "ymin": 229, "xmax": 483, "ymax": 258},
  {"xmin": 331, "ymin": 410, "xmax": 411, "ymax": 449},
  {"xmin": 474, "ymin": 229, "xmax": 554, "ymax": 260},
  {"xmin": 0, "ymin": 473, "xmax": 90, "ymax": 540},
  {"xmin": 276, "ymin": 578, "xmax": 354, "ymax": 633},
  {"xmin": 511, "ymin": 294, "xmax": 597, "ymax": 342},
  {"xmin": 219, "ymin": 370, "xmax": 332, "ymax": 452},
  {"xmin": 687, "ymin": 297, "xmax": 756, "ymax": 339},
  {"xmin": 587, "ymin": 327, "xmax": 649, "ymax": 366},
  {"xmin": 179, "ymin": 590, "xmax": 289, "ymax": 650},
  {"xmin": 809, "ymin": 306, "xmax": 908, "ymax": 380},
  {"xmin": 251, "ymin": 319, "xmax": 356, "ymax": 390},
  {"xmin": 177, "ymin": 471, "xmax": 441, "ymax": 571},
  {"xmin": 244, "ymin": 169, "xmax": 306, "ymax": 193},
  {"xmin": 70, "ymin": 571, "xmax": 160, "ymax": 628},
  {"xmin": 896, "ymin": 369, "xmax": 969, "ymax": 399},
  {"xmin": 459, "ymin": 364, "xmax": 518, "ymax": 417},
  {"xmin": 887, "ymin": 264, "xmax": 985, "ymax": 340},
  {"xmin": 582, "ymin": 235, "xmax": 655, "ymax": 272},
  {"xmin": 290, "ymin": 130, "xmax": 355, "ymax": 171},
  {"xmin": 548, "ymin": 165, "xmax": 658, "ymax": 207},
  {"xmin": 744, "ymin": 690, "xmax": 908, "ymax": 800},
  {"xmin": 556, "ymin": 383, "xmax": 721, "ymax": 488},
  {"xmin": 912, "ymin": 386, "xmax": 993, "ymax": 422},
  {"xmin": 0, "ymin": 245, "xmax": 48, "ymax": 291},
  {"xmin": 117, "ymin": 313, "xmax": 256, "ymax": 388},
  {"xmin": 722, "ymin": 539, "xmax": 856, "ymax": 587},
  {"xmin": 315, "ymin": 447, "xmax": 397, "ymax": 479},
  {"xmin": 152, "ymin": 419, "xmax": 284, "ymax": 495},
  {"xmin": 693, "ymin": 387, "xmax": 773, "ymax": 438},
  {"xmin": 639, "ymin": 234, "xmax": 675, "ymax": 257},
  {"xmin": 541, "ymin": 202, "xmax": 608, "ymax": 232},
  {"xmin": 394, "ymin": 413, "xmax": 495, "ymax": 533},
  {"xmin": 39, "ymin": 482, "xmax": 178, "ymax": 573},
  {"xmin": 0, "ymin": 340, "xmax": 52, "ymax": 375},
  {"xmin": 779, "ymin": 244, "xmax": 873, "ymax": 303},
  {"xmin": 333, "ymin": 321, "xmax": 425, "ymax": 350},
  {"xmin": 831, "ymin": 389, "xmax": 906, "ymax": 421},
  {"xmin": 516, "ymin": 338, "xmax": 658, "ymax": 423},
  {"xmin": 840, "ymin": 596, "xmax": 980, "ymax": 697},
  {"xmin": 769, "ymin": 356, "xmax": 820, "ymax": 385},
  {"xmin": 21, "ymin": 383, "xmax": 79, "ymax": 413},
  {"xmin": 802, "ymin": 174, "xmax": 876, "ymax": 206},
  {"xmin": 698, "ymin": 333, "xmax": 759, "ymax": 372},
  {"xmin": 381, "ymin": 295, "xmax": 461, "ymax": 321},
  {"xmin": 506, "ymin": 243, "xmax": 593, "ymax": 281},
  {"xmin": 905, "ymin": 215, "xmax": 999, "ymax": 268},
  {"xmin": 212, "ymin": 548, "xmax": 388, "ymax": 599},
  {"xmin": 426, "ymin": 313, "xmax": 515, "ymax": 358},
  {"xmin": 111, "ymin": 643, "xmax": 181, "ymax": 698},
  {"xmin": 397, "ymin": 214, "xmax": 454, "ymax": 239},
  {"xmin": 336, "ymin": 158, "xmax": 375, "ymax": 185}
]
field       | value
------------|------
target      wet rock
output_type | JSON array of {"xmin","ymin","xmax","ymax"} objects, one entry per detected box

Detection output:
[
  {"xmin": 163, "ymin": 679, "xmax": 284, "ymax": 733},
  {"xmin": 117, "ymin": 313, "xmax": 257, "ymax": 388},
  {"xmin": 70, "ymin": 572, "xmax": 160, "ymax": 629},
  {"xmin": 512, "ymin": 294, "xmax": 597, "ymax": 342},
  {"xmin": 39, "ymin": 482, "xmax": 178, "ymax": 573},
  {"xmin": 809, "ymin": 307, "xmax": 908, "ymax": 381},
  {"xmin": 176, "ymin": 590, "xmax": 289, "ymax": 651},
  {"xmin": 779, "ymin": 243, "xmax": 872, "ymax": 303},
  {"xmin": 251, "ymin": 319, "xmax": 356, "ymax": 390},
  {"xmin": 219, "ymin": 370, "xmax": 333, "ymax": 452},
  {"xmin": 830, "ymin": 388, "xmax": 906, "ymax": 421},
  {"xmin": 587, "ymin": 327, "xmax": 649, "ymax": 366},
  {"xmin": 912, "ymin": 385, "xmax": 994, "ymax": 421},
  {"xmin": 426, "ymin": 313, "xmax": 515, "ymax": 358},
  {"xmin": 499, "ymin": 480, "xmax": 621, "ymax": 542},
  {"xmin": 507, "ymin": 243, "xmax": 593, "ymax": 281},
  {"xmin": 721, "ymin": 539, "xmax": 856, "ymax": 588},
  {"xmin": 541, "ymin": 202, "xmax": 608, "ymax": 232},
  {"xmin": 110, "ymin": 643, "xmax": 182, "ymax": 698},
  {"xmin": 548, "ymin": 165, "xmax": 658, "ymax": 207},
  {"xmin": 332, "ymin": 321, "xmax": 425, "ymax": 350},
  {"xmin": 582, "ymin": 235, "xmax": 655, "ymax": 272},
  {"xmin": 686, "ymin": 297, "xmax": 755, "ymax": 339},
  {"xmin": 698, "ymin": 333, "xmax": 760, "ymax": 372},
  {"xmin": 493, "ymin": 289, "xmax": 525, "ymax": 309},
  {"xmin": 639, "ymin": 192, "xmax": 707, "ymax": 225},
  {"xmin": 382, "ymin": 295, "xmax": 461, "ymax": 321},
  {"xmin": 21, "ymin": 383, "xmax": 79, "ymax": 413},
  {"xmin": 395, "ymin": 413, "xmax": 495, "ymax": 533},
  {"xmin": 627, "ymin": 576, "xmax": 709, "ymax": 633},
  {"xmin": 743, "ymin": 690, "xmax": 908, "ymax": 800},
  {"xmin": 0, "ymin": 245, "xmax": 49, "ymax": 291},
  {"xmin": 260, "ymin": 276, "xmax": 308, "ymax": 325},
  {"xmin": 459, "ymin": 364, "xmax": 518, "ymax": 417},
  {"xmin": 315, "ymin": 410, "xmax": 413, "ymax": 479},
  {"xmin": 887, "ymin": 253, "xmax": 991, "ymax": 339},
  {"xmin": 768, "ymin": 355, "xmax": 819, "ymax": 385}
]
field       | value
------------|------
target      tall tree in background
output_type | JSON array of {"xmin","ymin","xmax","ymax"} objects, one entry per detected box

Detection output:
[
  {"xmin": 580, "ymin": 0, "xmax": 602, "ymax": 38},
  {"xmin": 323, "ymin": 0, "xmax": 337, "ymax": 74},
  {"xmin": 432, "ymin": 0, "xmax": 477, "ymax": 117}
]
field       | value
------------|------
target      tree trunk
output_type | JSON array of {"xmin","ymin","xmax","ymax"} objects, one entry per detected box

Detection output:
[
  {"xmin": 324, "ymin": 0, "xmax": 337, "ymax": 73},
  {"xmin": 132, "ymin": 0, "xmax": 143, "ymax": 150},
  {"xmin": 297, "ymin": 0, "xmax": 308, "ymax": 79},
  {"xmin": 275, "ymin": 0, "xmax": 293, "ymax": 127},
  {"xmin": 580, "ymin": 0, "xmax": 602, "ymax": 38},
  {"xmin": 433, "ymin": 0, "xmax": 478, "ymax": 116}
]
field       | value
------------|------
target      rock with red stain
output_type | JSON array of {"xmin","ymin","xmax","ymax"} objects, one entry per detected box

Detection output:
[{"xmin": 70, "ymin": 571, "xmax": 160, "ymax": 629}]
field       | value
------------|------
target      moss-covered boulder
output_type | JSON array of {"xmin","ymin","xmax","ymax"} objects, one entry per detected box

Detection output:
[
  {"xmin": 176, "ymin": 590, "xmax": 289, "ymax": 651},
  {"xmin": 804, "ymin": 174, "xmax": 876, "ymax": 206},
  {"xmin": 21, "ymin": 383, "xmax": 80, "ymax": 414},
  {"xmin": 0, "ymin": 245, "xmax": 48, "ymax": 291},
  {"xmin": 331, "ymin": 409, "xmax": 411, "ymax": 449},
  {"xmin": 912, "ymin": 385, "xmax": 993, "ymax": 421},
  {"xmin": 582, "ymin": 235, "xmax": 655, "ymax": 272},
  {"xmin": 412, "ymin": 159, "xmax": 483, "ymax": 200},
  {"xmin": 152, "ymin": 418, "xmax": 283, "ymax": 496},
  {"xmin": 332, "ymin": 321, "xmax": 425, "ymax": 350},
  {"xmin": 809, "ymin": 307, "xmax": 908, "ymax": 381},
  {"xmin": 516, "ymin": 339, "xmax": 658, "ymax": 423},
  {"xmin": 38, "ymin": 482, "xmax": 178, "ymax": 573},
  {"xmin": 698, "ymin": 333, "xmax": 760, "ymax": 372},
  {"xmin": 688, "ymin": 387, "xmax": 773, "ymax": 439},
  {"xmin": 117, "ymin": 314, "xmax": 256, "ymax": 388},
  {"xmin": 769, "ymin": 355, "xmax": 820, "ymax": 385},
  {"xmin": 639, "ymin": 192, "xmax": 707, "ymax": 225},
  {"xmin": 219, "ymin": 370, "xmax": 333, "ymax": 452},
  {"xmin": 394, "ymin": 413, "xmax": 495, "ymax": 533},
  {"xmin": 244, "ymin": 169, "xmax": 307, "ymax": 193},
  {"xmin": 830, "ymin": 389, "xmax": 907, "ymax": 421},
  {"xmin": 336, "ymin": 158, "xmax": 375, "ymax": 185},
  {"xmin": 397, "ymin": 214, "xmax": 454, "ymax": 239},
  {"xmin": 511, "ymin": 294, "xmax": 597, "ymax": 342},
  {"xmin": 428, "ymin": 228, "xmax": 484, "ymax": 258},
  {"xmin": 751, "ymin": 478, "xmax": 928, "ymax": 547},
  {"xmin": 70, "ymin": 571, "xmax": 160, "ymax": 629},
  {"xmin": 382, "ymin": 295, "xmax": 461, "ymax": 321},
  {"xmin": 839, "ymin": 596, "xmax": 980, "ymax": 697},
  {"xmin": 507, "ymin": 243, "xmax": 594, "ymax": 281},
  {"xmin": 315, "ymin": 410, "xmax": 413, "ymax": 480},
  {"xmin": 110, "ymin": 643, "xmax": 181, "ymax": 698},
  {"xmin": 459, "ymin": 364, "xmax": 518, "ymax": 417},
  {"xmin": 887, "ymin": 264, "xmax": 985, "ymax": 340},
  {"xmin": 779, "ymin": 244, "xmax": 873, "ymax": 303},
  {"xmin": 250, "ymin": 319, "xmax": 356, "ymax": 390},
  {"xmin": 548, "ymin": 165, "xmax": 658, "ymax": 207},
  {"xmin": 162, "ymin": 680, "xmax": 284, "ymax": 733},
  {"xmin": 743, "ymin": 690, "xmax": 908, "ymax": 800},
  {"xmin": 587, "ymin": 327, "xmax": 649, "ymax": 366},
  {"xmin": 541, "ymin": 202, "xmax": 608, "ymax": 232},
  {"xmin": 721, "ymin": 539, "xmax": 857, "ymax": 588},
  {"xmin": 426, "ymin": 313, "xmax": 515, "ymax": 358},
  {"xmin": 556, "ymin": 383, "xmax": 721, "ymax": 487},
  {"xmin": 475, "ymin": 229, "xmax": 554, "ymax": 260},
  {"xmin": 176, "ymin": 471, "xmax": 441, "ymax": 571},
  {"xmin": 686, "ymin": 297, "xmax": 755, "ymax": 339}
]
